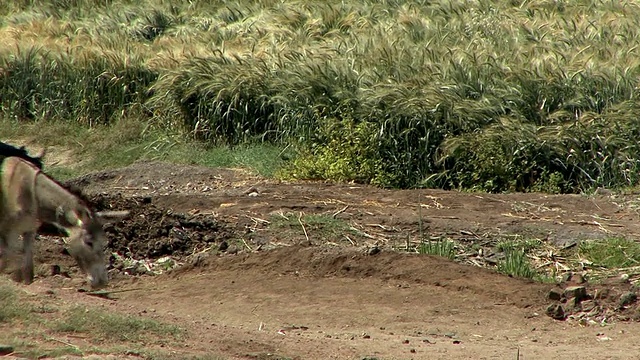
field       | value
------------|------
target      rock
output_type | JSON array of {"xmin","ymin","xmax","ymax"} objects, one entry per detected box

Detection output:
[
  {"xmin": 564, "ymin": 297, "xmax": 582, "ymax": 313},
  {"xmin": 546, "ymin": 304, "xmax": 565, "ymax": 320},
  {"xmin": 620, "ymin": 273, "xmax": 630, "ymax": 282},
  {"xmin": 619, "ymin": 292, "xmax": 638, "ymax": 308},
  {"xmin": 564, "ymin": 286, "xmax": 587, "ymax": 301},
  {"xmin": 0, "ymin": 345, "xmax": 14, "ymax": 355},
  {"xmin": 548, "ymin": 288, "xmax": 563, "ymax": 301}
]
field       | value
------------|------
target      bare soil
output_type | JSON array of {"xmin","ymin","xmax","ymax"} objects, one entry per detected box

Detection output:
[{"xmin": 10, "ymin": 161, "xmax": 640, "ymax": 359}]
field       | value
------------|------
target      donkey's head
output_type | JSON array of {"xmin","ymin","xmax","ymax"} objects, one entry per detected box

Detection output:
[{"xmin": 57, "ymin": 207, "xmax": 129, "ymax": 289}]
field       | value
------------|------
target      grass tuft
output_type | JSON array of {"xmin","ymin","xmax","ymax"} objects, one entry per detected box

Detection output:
[
  {"xmin": 497, "ymin": 248, "xmax": 538, "ymax": 280},
  {"xmin": 54, "ymin": 306, "xmax": 184, "ymax": 343},
  {"xmin": 417, "ymin": 239, "xmax": 456, "ymax": 260},
  {"xmin": 578, "ymin": 237, "xmax": 640, "ymax": 269},
  {"xmin": 0, "ymin": 285, "xmax": 31, "ymax": 322}
]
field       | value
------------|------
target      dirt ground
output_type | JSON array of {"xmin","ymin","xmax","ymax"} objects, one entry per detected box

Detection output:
[{"xmin": 10, "ymin": 160, "xmax": 640, "ymax": 359}]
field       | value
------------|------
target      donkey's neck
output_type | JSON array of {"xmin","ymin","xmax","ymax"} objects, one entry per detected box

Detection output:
[{"xmin": 34, "ymin": 173, "xmax": 83, "ymax": 224}]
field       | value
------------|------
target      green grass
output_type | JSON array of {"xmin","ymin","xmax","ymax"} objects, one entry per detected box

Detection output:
[
  {"xmin": 497, "ymin": 248, "xmax": 538, "ymax": 280},
  {"xmin": 578, "ymin": 237, "xmax": 640, "ymax": 269},
  {"xmin": 13, "ymin": 341, "xmax": 85, "ymax": 359},
  {"xmin": 0, "ymin": 285, "xmax": 32, "ymax": 322},
  {"xmin": 0, "ymin": 280, "xmax": 189, "ymax": 359},
  {"xmin": 54, "ymin": 306, "xmax": 184, "ymax": 343},
  {"xmin": 1, "ymin": 117, "xmax": 286, "ymax": 180},
  {"xmin": 270, "ymin": 212, "xmax": 361, "ymax": 244},
  {"xmin": 418, "ymin": 239, "xmax": 456, "ymax": 260},
  {"xmin": 496, "ymin": 238, "xmax": 543, "ymax": 253}
]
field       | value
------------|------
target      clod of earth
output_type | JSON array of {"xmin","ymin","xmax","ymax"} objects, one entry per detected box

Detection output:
[
  {"xmin": 546, "ymin": 304, "xmax": 565, "ymax": 320},
  {"xmin": 563, "ymin": 286, "xmax": 588, "ymax": 301},
  {"xmin": 618, "ymin": 292, "xmax": 638, "ymax": 308},
  {"xmin": 547, "ymin": 288, "xmax": 563, "ymax": 301},
  {"xmin": 564, "ymin": 297, "xmax": 582, "ymax": 313}
]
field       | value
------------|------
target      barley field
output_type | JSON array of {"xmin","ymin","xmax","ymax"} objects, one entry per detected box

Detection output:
[{"xmin": 2, "ymin": 0, "xmax": 640, "ymax": 192}]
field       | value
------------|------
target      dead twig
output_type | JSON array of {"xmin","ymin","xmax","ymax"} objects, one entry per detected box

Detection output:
[
  {"xmin": 45, "ymin": 336, "xmax": 81, "ymax": 353},
  {"xmin": 298, "ymin": 212, "xmax": 310, "ymax": 244},
  {"xmin": 344, "ymin": 235, "xmax": 356, "ymax": 246},
  {"xmin": 241, "ymin": 238, "xmax": 253, "ymax": 251},
  {"xmin": 84, "ymin": 287, "xmax": 144, "ymax": 299},
  {"xmin": 248, "ymin": 215, "xmax": 270, "ymax": 224},
  {"xmin": 332, "ymin": 205, "xmax": 349, "ymax": 219}
]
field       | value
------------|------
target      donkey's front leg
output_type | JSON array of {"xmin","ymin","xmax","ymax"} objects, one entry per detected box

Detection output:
[
  {"xmin": 22, "ymin": 231, "xmax": 36, "ymax": 284},
  {"xmin": 0, "ymin": 233, "xmax": 8, "ymax": 273}
]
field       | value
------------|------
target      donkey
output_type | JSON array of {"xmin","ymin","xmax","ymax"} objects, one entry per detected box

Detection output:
[
  {"xmin": 0, "ymin": 156, "xmax": 128, "ymax": 288},
  {"xmin": 0, "ymin": 141, "xmax": 45, "ymax": 169}
]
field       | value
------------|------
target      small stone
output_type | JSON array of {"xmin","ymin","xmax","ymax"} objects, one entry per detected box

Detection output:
[
  {"xmin": 564, "ymin": 286, "xmax": 588, "ymax": 301},
  {"xmin": 619, "ymin": 292, "xmax": 638, "ymax": 308},
  {"xmin": 546, "ymin": 304, "xmax": 565, "ymax": 320},
  {"xmin": 367, "ymin": 246, "xmax": 381, "ymax": 256},
  {"xmin": 621, "ymin": 273, "xmax": 630, "ymax": 282},
  {"xmin": 548, "ymin": 288, "xmax": 563, "ymax": 301},
  {"xmin": 402, "ymin": 339, "xmax": 410, "ymax": 344},
  {"xmin": 561, "ymin": 272, "xmax": 573, "ymax": 283}
]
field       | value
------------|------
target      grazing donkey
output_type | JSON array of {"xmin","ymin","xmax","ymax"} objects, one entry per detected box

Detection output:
[
  {"xmin": 0, "ymin": 141, "xmax": 45, "ymax": 169},
  {"xmin": 0, "ymin": 156, "xmax": 128, "ymax": 288}
]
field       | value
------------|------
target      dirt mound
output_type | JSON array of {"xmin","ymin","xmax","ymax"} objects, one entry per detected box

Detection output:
[
  {"xmin": 175, "ymin": 244, "xmax": 553, "ymax": 309},
  {"xmin": 87, "ymin": 193, "xmax": 235, "ymax": 260}
]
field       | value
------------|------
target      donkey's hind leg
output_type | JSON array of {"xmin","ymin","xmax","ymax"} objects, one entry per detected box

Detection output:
[{"xmin": 21, "ymin": 231, "xmax": 35, "ymax": 284}]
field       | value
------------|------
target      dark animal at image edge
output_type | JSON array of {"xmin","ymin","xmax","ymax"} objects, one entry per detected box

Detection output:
[
  {"xmin": 0, "ymin": 156, "xmax": 129, "ymax": 288},
  {"xmin": 0, "ymin": 141, "xmax": 45, "ymax": 169}
]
